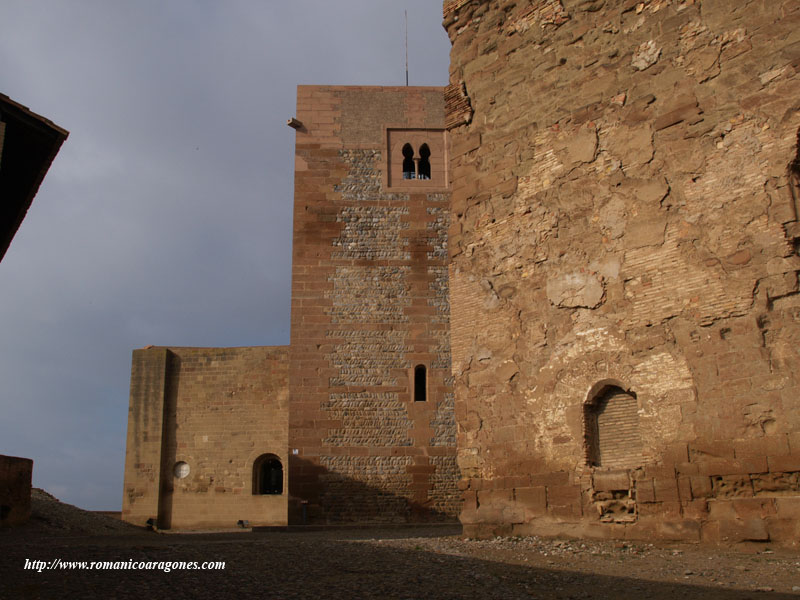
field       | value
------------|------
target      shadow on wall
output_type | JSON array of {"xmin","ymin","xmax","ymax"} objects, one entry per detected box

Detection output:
[
  {"xmin": 156, "ymin": 351, "xmax": 180, "ymax": 529},
  {"xmin": 288, "ymin": 456, "xmax": 459, "ymax": 525}
]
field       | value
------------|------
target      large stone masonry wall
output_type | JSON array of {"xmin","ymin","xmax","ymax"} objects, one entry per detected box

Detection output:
[
  {"xmin": 289, "ymin": 86, "xmax": 459, "ymax": 522},
  {"xmin": 444, "ymin": 0, "xmax": 800, "ymax": 543},
  {"xmin": 122, "ymin": 346, "xmax": 288, "ymax": 529}
]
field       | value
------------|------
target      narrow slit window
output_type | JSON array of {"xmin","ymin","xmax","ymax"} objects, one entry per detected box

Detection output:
[
  {"xmin": 414, "ymin": 364, "xmax": 427, "ymax": 402},
  {"xmin": 402, "ymin": 143, "xmax": 416, "ymax": 179},
  {"xmin": 253, "ymin": 454, "xmax": 283, "ymax": 495},
  {"xmin": 418, "ymin": 144, "xmax": 431, "ymax": 180}
]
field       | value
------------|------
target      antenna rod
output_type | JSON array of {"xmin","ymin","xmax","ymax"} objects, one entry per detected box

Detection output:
[{"xmin": 405, "ymin": 10, "xmax": 409, "ymax": 86}]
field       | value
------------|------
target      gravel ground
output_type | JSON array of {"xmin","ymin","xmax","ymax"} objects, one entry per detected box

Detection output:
[
  {"xmin": 21, "ymin": 489, "xmax": 145, "ymax": 536},
  {"xmin": 2, "ymin": 491, "xmax": 800, "ymax": 599}
]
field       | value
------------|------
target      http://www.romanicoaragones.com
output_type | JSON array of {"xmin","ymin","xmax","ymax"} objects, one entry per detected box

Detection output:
[{"xmin": 24, "ymin": 558, "xmax": 226, "ymax": 573}]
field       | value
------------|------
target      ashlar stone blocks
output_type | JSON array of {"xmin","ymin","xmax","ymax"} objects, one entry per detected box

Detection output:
[
  {"xmin": 444, "ymin": 0, "xmax": 800, "ymax": 544},
  {"xmin": 122, "ymin": 346, "xmax": 289, "ymax": 529}
]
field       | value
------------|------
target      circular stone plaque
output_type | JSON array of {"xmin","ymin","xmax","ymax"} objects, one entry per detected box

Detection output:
[{"xmin": 173, "ymin": 461, "xmax": 190, "ymax": 479}]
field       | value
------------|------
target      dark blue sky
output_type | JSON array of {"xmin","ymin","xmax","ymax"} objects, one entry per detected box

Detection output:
[{"xmin": 0, "ymin": 1, "xmax": 451, "ymax": 510}]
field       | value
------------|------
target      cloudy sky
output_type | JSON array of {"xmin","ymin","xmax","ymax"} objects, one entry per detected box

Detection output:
[{"xmin": 0, "ymin": 1, "xmax": 451, "ymax": 510}]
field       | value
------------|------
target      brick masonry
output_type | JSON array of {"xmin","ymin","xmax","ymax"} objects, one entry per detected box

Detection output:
[
  {"xmin": 288, "ymin": 86, "xmax": 459, "ymax": 522},
  {"xmin": 444, "ymin": 0, "xmax": 800, "ymax": 543}
]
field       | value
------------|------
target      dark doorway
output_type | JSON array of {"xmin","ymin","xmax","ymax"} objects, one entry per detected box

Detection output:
[{"xmin": 253, "ymin": 454, "xmax": 283, "ymax": 495}]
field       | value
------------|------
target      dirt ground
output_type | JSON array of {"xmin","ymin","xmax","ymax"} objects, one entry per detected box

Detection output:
[{"xmin": 2, "ymin": 490, "xmax": 800, "ymax": 599}]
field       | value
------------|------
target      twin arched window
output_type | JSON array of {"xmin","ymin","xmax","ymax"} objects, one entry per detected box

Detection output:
[{"xmin": 402, "ymin": 143, "xmax": 431, "ymax": 180}]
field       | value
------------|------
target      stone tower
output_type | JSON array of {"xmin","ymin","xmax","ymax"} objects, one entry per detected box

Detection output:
[
  {"xmin": 288, "ymin": 86, "xmax": 459, "ymax": 523},
  {"xmin": 444, "ymin": 0, "xmax": 800, "ymax": 543}
]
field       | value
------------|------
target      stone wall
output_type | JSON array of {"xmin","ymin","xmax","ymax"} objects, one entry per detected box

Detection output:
[
  {"xmin": 122, "ymin": 346, "xmax": 288, "ymax": 529},
  {"xmin": 0, "ymin": 454, "xmax": 33, "ymax": 527},
  {"xmin": 444, "ymin": 0, "xmax": 800, "ymax": 543},
  {"xmin": 288, "ymin": 86, "xmax": 460, "ymax": 522}
]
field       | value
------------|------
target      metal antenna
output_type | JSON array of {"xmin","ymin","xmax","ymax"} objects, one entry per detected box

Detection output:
[{"xmin": 405, "ymin": 10, "xmax": 409, "ymax": 86}]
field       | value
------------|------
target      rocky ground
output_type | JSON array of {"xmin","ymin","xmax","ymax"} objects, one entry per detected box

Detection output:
[{"xmin": 2, "ymin": 490, "xmax": 800, "ymax": 599}]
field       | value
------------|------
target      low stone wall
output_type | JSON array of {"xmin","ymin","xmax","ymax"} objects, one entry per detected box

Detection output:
[
  {"xmin": 0, "ymin": 454, "xmax": 33, "ymax": 527},
  {"xmin": 122, "ymin": 346, "xmax": 289, "ymax": 529}
]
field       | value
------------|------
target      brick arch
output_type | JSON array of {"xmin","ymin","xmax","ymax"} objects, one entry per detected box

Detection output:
[
  {"xmin": 583, "ymin": 382, "xmax": 642, "ymax": 469},
  {"xmin": 583, "ymin": 378, "xmax": 631, "ymax": 406}
]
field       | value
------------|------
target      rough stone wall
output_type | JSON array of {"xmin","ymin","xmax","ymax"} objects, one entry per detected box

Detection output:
[
  {"xmin": 444, "ymin": 0, "xmax": 800, "ymax": 543},
  {"xmin": 122, "ymin": 346, "xmax": 288, "ymax": 529},
  {"xmin": 0, "ymin": 454, "xmax": 33, "ymax": 527},
  {"xmin": 289, "ymin": 86, "xmax": 459, "ymax": 522}
]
